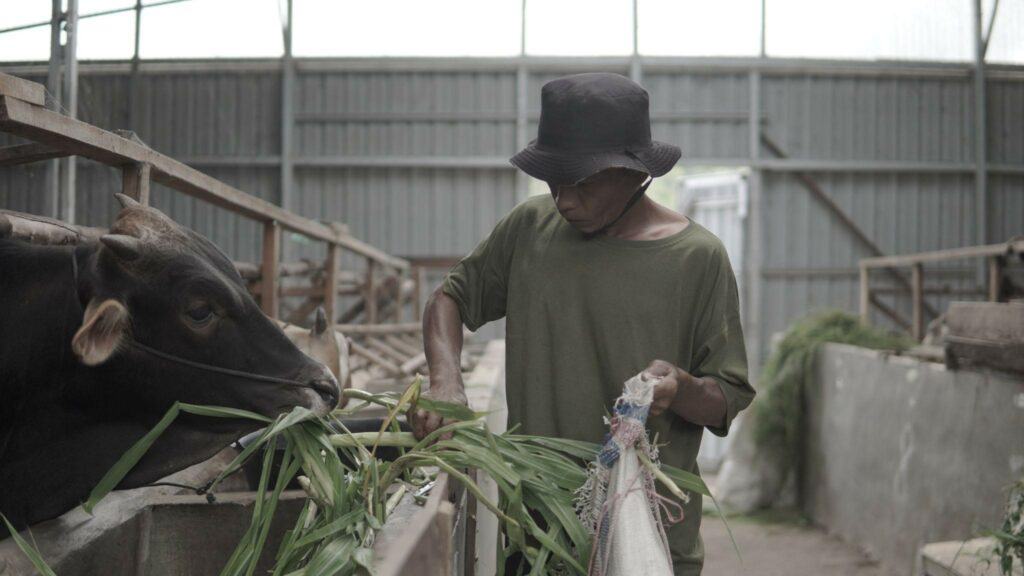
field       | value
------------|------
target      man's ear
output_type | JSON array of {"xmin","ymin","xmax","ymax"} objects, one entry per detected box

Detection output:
[{"xmin": 72, "ymin": 298, "xmax": 130, "ymax": 366}]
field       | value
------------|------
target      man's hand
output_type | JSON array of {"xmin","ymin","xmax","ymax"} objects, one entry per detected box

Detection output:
[
  {"xmin": 642, "ymin": 359, "xmax": 728, "ymax": 427},
  {"xmin": 643, "ymin": 359, "xmax": 694, "ymax": 417},
  {"xmin": 407, "ymin": 378, "xmax": 469, "ymax": 440}
]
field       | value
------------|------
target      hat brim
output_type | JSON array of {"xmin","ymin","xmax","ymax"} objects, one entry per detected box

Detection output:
[{"xmin": 509, "ymin": 141, "xmax": 681, "ymax": 185}]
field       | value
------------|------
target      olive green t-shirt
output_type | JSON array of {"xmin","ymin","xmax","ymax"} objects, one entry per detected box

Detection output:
[{"xmin": 442, "ymin": 194, "xmax": 754, "ymax": 575}]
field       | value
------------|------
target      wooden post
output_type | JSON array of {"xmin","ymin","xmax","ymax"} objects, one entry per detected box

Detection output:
[
  {"xmin": 394, "ymin": 268, "xmax": 406, "ymax": 323},
  {"xmin": 261, "ymin": 221, "xmax": 280, "ymax": 318},
  {"xmin": 859, "ymin": 263, "xmax": 870, "ymax": 325},
  {"xmin": 324, "ymin": 222, "xmax": 348, "ymax": 324},
  {"xmin": 463, "ymin": 471, "xmax": 478, "ymax": 576},
  {"xmin": 121, "ymin": 162, "xmax": 151, "ymax": 205},
  {"xmin": 365, "ymin": 259, "xmax": 378, "ymax": 324},
  {"xmin": 988, "ymin": 255, "xmax": 1003, "ymax": 302},
  {"xmin": 413, "ymin": 265, "xmax": 425, "ymax": 322},
  {"xmin": 911, "ymin": 263, "xmax": 924, "ymax": 341},
  {"xmin": 324, "ymin": 242, "xmax": 340, "ymax": 323}
]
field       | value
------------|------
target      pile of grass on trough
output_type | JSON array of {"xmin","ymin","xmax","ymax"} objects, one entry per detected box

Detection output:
[
  {"xmin": 4, "ymin": 377, "xmax": 711, "ymax": 575},
  {"xmin": 753, "ymin": 310, "xmax": 911, "ymax": 464}
]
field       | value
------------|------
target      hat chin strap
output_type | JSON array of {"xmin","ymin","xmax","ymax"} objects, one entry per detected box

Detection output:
[{"xmin": 587, "ymin": 176, "xmax": 653, "ymax": 238}]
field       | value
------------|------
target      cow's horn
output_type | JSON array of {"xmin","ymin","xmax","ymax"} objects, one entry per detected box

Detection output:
[
  {"xmin": 114, "ymin": 193, "xmax": 141, "ymax": 209},
  {"xmin": 313, "ymin": 306, "xmax": 328, "ymax": 336},
  {"xmin": 101, "ymin": 234, "xmax": 142, "ymax": 261}
]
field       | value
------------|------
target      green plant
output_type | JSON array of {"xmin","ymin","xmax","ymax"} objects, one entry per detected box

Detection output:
[
  {"xmin": 986, "ymin": 479, "xmax": 1024, "ymax": 575},
  {"xmin": 752, "ymin": 310, "xmax": 911, "ymax": 463},
  {"xmin": 5, "ymin": 377, "xmax": 711, "ymax": 575}
]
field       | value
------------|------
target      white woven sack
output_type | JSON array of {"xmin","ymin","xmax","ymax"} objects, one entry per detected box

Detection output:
[{"xmin": 575, "ymin": 373, "xmax": 678, "ymax": 576}]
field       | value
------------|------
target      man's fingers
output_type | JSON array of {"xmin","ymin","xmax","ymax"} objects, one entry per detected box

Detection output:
[
  {"xmin": 644, "ymin": 359, "xmax": 673, "ymax": 379},
  {"xmin": 423, "ymin": 411, "xmax": 443, "ymax": 435},
  {"xmin": 408, "ymin": 408, "xmax": 425, "ymax": 439},
  {"xmin": 440, "ymin": 418, "xmax": 457, "ymax": 440}
]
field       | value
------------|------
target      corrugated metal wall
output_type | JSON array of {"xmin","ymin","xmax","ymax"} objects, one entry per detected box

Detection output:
[{"xmin": 1, "ymin": 59, "xmax": 1021, "ymax": 354}]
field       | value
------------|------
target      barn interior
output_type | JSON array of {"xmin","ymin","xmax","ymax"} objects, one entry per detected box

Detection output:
[{"xmin": 1, "ymin": 1, "xmax": 1023, "ymax": 575}]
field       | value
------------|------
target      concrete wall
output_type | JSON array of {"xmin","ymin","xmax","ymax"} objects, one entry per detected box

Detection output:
[{"xmin": 802, "ymin": 344, "xmax": 1024, "ymax": 575}]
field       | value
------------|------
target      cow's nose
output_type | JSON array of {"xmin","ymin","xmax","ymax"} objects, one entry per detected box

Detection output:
[{"xmin": 309, "ymin": 374, "xmax": 340, "ymax": 408}]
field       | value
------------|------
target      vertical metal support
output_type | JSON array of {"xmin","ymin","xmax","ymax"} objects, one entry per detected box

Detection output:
[
  {"xmin": 629, "ymin": 0, "xmax": 641, "ymax": 84},
  {"xmin": 45, "ymin": 0, "xmax": 64, "ymax": 219},
  {"xmin": 514, "ymin": 0, "xmax": 529, "ymax": 202},
  {"xmin": 745, "ymin": 0, "xmax": 767, "ymax": 371},
  {"xmin": 261, "ymin": 221, "xmax": 281, "ymax": 318},
  {"xmin": 973, "ymin": 0, "xmax": 988, "ymax": 250},
  {"xmin": 280, "ymin": 0, "xmax": 294, "ymax": 212},
  {"xmin": 746, "ymin": 65, "xmax": 765, "ymax": 372},
  {"xmin": 121, "ymin": 162, "xmax": 151, "ymax": 205},
  {"xmin": 278, "ymin": 0, "xmax": 295, "ymax": 262},
  {"xmin": 60, "ymin": 0, "xmax": 79, "ymax": 224},
  {"xmin": 911, "ymin": 263, "xmax": 924, "ymax": 341},
  {"xmin": 519, "ymin": 0, "xmax": 527, "ymax": 56},
  {"xmin": 129, "ymin": 0, "xmax": 143, "ymax": 129},
  {"xmin": 515, "ymin": 66, "xmax": 529, "ymax": 201},
  {"xmin": 759, "ymin": 0, "xmax": 767, "ymax": 56},
  {"xmin": 365, "ymin": 259, "xmax": 378, "ymax": 324},
  {"xmin": 988, "ymin": 255, "xmax": 1003, "ymax": 302},
  {"xmin": 324, "ymin": 242, "xmax": 340, "ymax": 323},
  {"xmin": 859, "ymin": 264, "xmax": 871, "ymax": 325}
]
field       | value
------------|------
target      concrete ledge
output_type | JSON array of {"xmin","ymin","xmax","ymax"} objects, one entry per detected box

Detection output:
[
  {"xmin": 920, "ymin": 538, "xmax": 1022, "ymax": 576},
  {"xmin": 802, "ymin": 343, "xmax": 1024, "ymax": 575}
]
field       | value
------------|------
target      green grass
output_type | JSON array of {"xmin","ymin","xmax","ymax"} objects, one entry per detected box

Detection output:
[{"xmin": 752, "ymin": 310, "xmax": 912, "ymax": 464}]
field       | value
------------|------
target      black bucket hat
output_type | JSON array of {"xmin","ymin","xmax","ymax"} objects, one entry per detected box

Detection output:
[{"xmin": 510, "ymin": 72, "xmax": 681, "ymax": 185}]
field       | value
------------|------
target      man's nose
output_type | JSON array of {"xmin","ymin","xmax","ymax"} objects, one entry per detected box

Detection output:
[{"xmin": 554, "ymin": 187, "xmax": 579, "ymax": 211}]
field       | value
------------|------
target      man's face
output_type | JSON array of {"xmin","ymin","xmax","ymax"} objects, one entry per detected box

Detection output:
[{"xmin": 548, "ymin": 168, "xmax": 647, "ymax": 235}]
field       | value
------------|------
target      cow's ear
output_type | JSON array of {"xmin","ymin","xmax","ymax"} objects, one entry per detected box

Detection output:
[{"xmin": 72, "ymin": 298, "xmax": 130, "ymax": 366}]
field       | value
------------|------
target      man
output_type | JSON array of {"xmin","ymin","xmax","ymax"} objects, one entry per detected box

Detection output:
[{"xmin": 410, "ymin": 72, "xmax": 754, "ymax": 575}]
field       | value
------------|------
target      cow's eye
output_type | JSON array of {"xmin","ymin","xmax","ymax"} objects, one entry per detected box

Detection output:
[{"xmin": 186, "ymin": 304, "xmax": 214, "ymax": 324}]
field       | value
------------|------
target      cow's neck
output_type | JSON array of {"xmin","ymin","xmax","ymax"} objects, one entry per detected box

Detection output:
[{"xmin": 0, "ymin": 240, "xmax": 93, "ymax": 385}]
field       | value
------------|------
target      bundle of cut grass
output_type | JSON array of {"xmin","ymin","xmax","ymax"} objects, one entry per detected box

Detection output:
[
  {"xmin": 753, "ymin": 310, "xmax": 911, "ymax": 463},
  {"xmin": 5, "ymin": 378, "xmax": 711, "ymax": 575}
]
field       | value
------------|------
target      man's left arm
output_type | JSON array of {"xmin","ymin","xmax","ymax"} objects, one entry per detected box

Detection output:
[{"xmin": 647, "ymin": 247, "xmax": 755, "ymax": 436}]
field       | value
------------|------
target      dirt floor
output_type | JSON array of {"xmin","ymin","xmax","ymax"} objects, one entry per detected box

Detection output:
[{"xmin": 701, "ymin": 509, "xmax": 894, "ymax": 576}]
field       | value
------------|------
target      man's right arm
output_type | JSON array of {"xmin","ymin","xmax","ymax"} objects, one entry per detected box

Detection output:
[
  {"xmin": 408, "ymin": 287, "xmax": 468, "ymax": 439},
  {"xmin": 409, "ymin": 200, "xmax": 529, "ymax": 439}
]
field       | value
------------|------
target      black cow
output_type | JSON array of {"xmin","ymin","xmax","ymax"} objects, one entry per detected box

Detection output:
[{"xmin": 0, "ymin": 194, "xmax": 339, "ymax": 536}]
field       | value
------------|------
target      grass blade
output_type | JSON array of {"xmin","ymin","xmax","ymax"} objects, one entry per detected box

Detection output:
[
  {"xmin": 83, "ymin": 402, "xmax": 182, "ymax": 513},
  {"xmin": 0, "ymin": 512, "xmax": 57, "ymax": 576}
]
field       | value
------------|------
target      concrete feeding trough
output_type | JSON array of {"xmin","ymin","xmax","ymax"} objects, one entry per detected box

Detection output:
[
  {"xmin": 919, "ymin": 538, "xmax": 1023, "ymax": 576},
  {"xmin": 0, "ymin": 471, "xmax": 468, "ymax": 576}
]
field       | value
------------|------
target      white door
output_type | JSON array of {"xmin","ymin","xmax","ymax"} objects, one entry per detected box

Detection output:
[{"xmin": 678, "ymin": 172, "xmax": 748, "ymax": 472}]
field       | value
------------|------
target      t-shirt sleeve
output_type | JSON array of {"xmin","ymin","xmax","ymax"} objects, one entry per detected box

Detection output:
[
  {"xmin": 690, "ymin": 246, "xmax": 755, "ymax": 437},
  {"xmin": 441, "ymin": 208, "xmax": 520, "ymax": 331}
]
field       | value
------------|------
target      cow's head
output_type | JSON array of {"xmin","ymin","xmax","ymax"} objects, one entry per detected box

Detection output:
[{"xmin": 71, "ymin": 194, "xmax": 340, "ymax": 419}]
